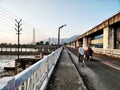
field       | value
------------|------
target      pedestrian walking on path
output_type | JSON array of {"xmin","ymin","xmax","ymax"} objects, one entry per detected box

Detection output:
[{"xmin": 78, "ymin": 44, "xmax": 85, "ymax": 67}]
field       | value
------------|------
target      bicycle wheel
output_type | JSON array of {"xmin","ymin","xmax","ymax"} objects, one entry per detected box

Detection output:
[{"xmin": 82, "ymin": 56, "xmax": 85, "ymax": 67}]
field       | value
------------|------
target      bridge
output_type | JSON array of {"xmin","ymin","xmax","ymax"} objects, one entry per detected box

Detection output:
[
  {"xmin": 0, "ymin": 45, "xmax": 58, "ymax": 55},
  {"xmin": 67, "ymin": 12, "xmax": 120, "ymax": 50},
  {"xmin": 0, "ymin": 12, "xmax": 120, "ymax": 90}
]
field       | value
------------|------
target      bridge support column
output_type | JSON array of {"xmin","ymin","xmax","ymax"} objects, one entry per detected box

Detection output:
[
  {"xmin": 71, "ymin": 42, "xmax": 74, "ymax": 48},
  {"xmin": 103, "ymin": 27, "xmax": 109, "ymax": 49},
  {"xmin": 74, "ymin": 41, "xmax": 76, "ymax": 48},
  {"xmin": 83, "ymin": 37, "xmax": 88, "ymax": 49},
  {"xmin": 115, "ymin": 24, "xmax": 120, "ymax": 49},
  {"xmin": 76, "ymin": 40, "xmax": 79, "ymax": 48},
  {"xmin": 87, "ymin": 37, "xmax": 92, "ymax": 46},
  {"xmin": 108, "ymin": 27, "xmax": 115, "ymax": 49}
]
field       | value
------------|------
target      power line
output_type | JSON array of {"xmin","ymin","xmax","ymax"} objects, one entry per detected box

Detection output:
[
  {"xmin": 0, "ymin": 7, "xmax": 35, "ymax": 29},
  {"xmin": 0, "ymin": 7, "xmax": 19, "ymax": 19},
  {"xmin": 0, "ymin": 14, "xmax": 33, "ymax": 30},
  {"xmin": 0, "ymin": 19, "xmax": 15, "ymax": 26},
  {"xmin": 0, "ymin": 29, "xmax": 14, "ymax": 33},
  {"xmin": 0, "ymin": 7, "xmax": 39, "ymax": 44},
  {"xmin": 0, "ymin": 14, "xmax": 15, "ymax": 23},
  {"xmin": 0, "ymin": 10, "xmax": 15, "ymax": 19}
]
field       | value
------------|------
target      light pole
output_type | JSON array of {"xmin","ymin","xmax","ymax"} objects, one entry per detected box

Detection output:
[{"xmin": 58, "ymin": 24, "xmax": 66, "ymax": 47}]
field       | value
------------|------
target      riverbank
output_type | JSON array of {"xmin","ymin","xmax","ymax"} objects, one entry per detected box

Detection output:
[{"xmin": 0, "ymin": 55, "xmax": 41, "ymax": 78}]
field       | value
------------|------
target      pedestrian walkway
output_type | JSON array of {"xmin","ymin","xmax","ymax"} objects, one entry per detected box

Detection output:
[{"xmin": 46, "ymin": 48, "xmax": 87, "ymax": 90}]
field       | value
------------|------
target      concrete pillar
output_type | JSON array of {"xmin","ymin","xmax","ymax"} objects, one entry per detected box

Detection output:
[
  {"xmin": 76, "ymin": 40, "xmax": 79, "ymax": 48},
  {"xmin": 115, "ymin": 26, "xmax": 120, "ymax": 49},
  {"xmin": 74, "ymin": 41, "xmax": 76, "ymax": 48},
  {"xmin": 108, "ymin": 27, "xmax": 115, "ymax": 49},
  {"xmin": 103, "ymin": 27, "xmax": 109, "ymax": 49},
  {"xmin": 83, "ymin": 37, "xmax": 88, "ymax": 49},
  {"xmin": 72, "ymin": 42, "xmax": 74, "ymax": 48},
  {"xmin": 70, "ymin": 43, "xmax": 71, "ymax": 48},
  {"xmin": 87, "ymin": 37, "xmax": 92, "ymax": 46}
]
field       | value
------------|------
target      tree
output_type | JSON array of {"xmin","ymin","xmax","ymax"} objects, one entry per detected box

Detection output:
[
  {"xmin": 40, "ymin": 41, "xmax": 44, "ymax": 45},
  {"xmin": 36, "ymin": 41, "xmax": 44, "ymax": 45},
  {"xmin": 45, "ymin": 41, "xmax": 49, "ymax": 45},
  {"xmin": 36, "ymin": 42, "xmax": 39, "ymax": 45}
]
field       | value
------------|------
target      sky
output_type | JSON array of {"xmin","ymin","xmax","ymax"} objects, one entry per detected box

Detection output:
[{"xmin": 0, "ymin": 0, "xmax": 120, "ymax": 44}]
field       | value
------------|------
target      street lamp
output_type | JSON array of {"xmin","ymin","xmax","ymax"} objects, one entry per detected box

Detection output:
[{"xmin": 58, "ymin": 24, "xmax": 66, "ymax": 46}]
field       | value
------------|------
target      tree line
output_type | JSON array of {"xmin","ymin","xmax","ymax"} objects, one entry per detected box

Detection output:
[
  {"xmin": 36, "ymin": 41, "xmax": 50, "ymax": 45},
  {"xmin": 0, "ymin": 41, "xmax": 50, "ymax": 48}
]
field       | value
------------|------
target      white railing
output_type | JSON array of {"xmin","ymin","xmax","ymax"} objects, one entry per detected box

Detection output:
[
  {"xmin": 0, "ymin": 47, "xmax": 63, "ymax": 90},
  {"xmin": 93, "ymin": 48, "xmax": 120, "ymax": 58}
]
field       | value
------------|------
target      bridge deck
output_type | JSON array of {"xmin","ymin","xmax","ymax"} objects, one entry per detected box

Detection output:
[{"xmin": 0, "ymin": 47, "xmax": 120, "ymax": 90}]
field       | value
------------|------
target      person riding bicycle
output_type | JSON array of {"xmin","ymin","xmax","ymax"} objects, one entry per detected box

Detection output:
[
  {"xmin": 86, "ymin": 46, "xmax": 93, "ymax": 61},
  {"xmin": 78, "ymin": 44, "xmax": 85, "ymax": 66}
]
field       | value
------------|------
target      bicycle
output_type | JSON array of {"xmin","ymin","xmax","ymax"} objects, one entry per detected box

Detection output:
[{"xmin": 78, "ymin": 54, "xmax": 85, "ymax": 67}]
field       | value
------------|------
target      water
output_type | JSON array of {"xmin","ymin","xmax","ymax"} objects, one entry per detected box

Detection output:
[{"xmin": 0, "ymin": 55, "xmax": 35, "ymax": 72}]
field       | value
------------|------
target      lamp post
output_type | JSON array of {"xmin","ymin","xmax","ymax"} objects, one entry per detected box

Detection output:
[{"xmin": 58, "ymin": 24, "xmax": 66, "ymax": 47}]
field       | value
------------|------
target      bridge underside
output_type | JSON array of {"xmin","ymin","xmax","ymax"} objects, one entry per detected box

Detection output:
[{"xmin": 80, "ymin": 21, "xmax": 120, "ymax": 49}]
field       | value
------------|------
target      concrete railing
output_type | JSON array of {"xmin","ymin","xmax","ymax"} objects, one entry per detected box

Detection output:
[
  {"xmin": 93, "ymin": 48, "xmax": 120, "ymax": 58},
  {"xmin": 0, "ymin": 47, "xmax": 63, "ymax": 90}
]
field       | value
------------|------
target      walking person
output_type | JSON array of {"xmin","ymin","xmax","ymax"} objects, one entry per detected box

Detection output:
[{"xmin": 78, "ymin": 44, "xmax": 85, "ymax": 67}]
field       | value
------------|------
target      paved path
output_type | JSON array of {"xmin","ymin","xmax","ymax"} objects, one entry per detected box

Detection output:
[
  {"xmin": 46, "ymin": 48, "xmax": 87, "ymax": 90},
  {"xmin": 67, "ymin": 47, "xmax": 120, "ymax": 90}
]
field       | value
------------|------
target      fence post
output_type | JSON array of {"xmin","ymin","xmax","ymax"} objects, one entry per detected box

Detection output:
[{"xmin": 14, "ymin": 59, "xmax": 17, "ymax": 75}]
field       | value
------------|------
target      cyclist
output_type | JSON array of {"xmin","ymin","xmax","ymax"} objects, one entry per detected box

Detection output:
[
  {"xmin": 78, "ymin": 44, "xmax": 85, "ymax": 67},
  {"xmin": 86, "ymin": 46, "xmax": 93, "ymax": 61}
]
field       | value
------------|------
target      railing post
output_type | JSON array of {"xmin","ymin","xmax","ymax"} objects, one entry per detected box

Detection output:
[
  {"xmin": 40, "ymin": 52, "xmax": 43, "ymax": 59},
  {"xmin": 14, "ymin": 59, "xmax": 17, "ymax": 75}
]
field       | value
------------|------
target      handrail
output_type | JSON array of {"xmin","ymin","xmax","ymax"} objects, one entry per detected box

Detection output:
[{"xmin": 0, "ymin": 47, "xmax": 63, "ymax": 90}]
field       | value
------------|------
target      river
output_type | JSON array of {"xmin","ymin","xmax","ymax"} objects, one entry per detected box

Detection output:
[{"xmin": 0, "ymin": 55, "xmax": 35, "ymax": 72}]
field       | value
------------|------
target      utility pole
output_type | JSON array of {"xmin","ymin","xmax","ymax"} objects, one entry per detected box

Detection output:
[{"xmin": 15, "ymin": 19, "xmax": 22, "ymax": 74}]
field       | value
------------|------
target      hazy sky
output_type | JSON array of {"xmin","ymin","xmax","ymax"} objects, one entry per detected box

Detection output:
[{"xmin": 0, "ymin": 0, "xmax": 120, "ymax": 44}]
